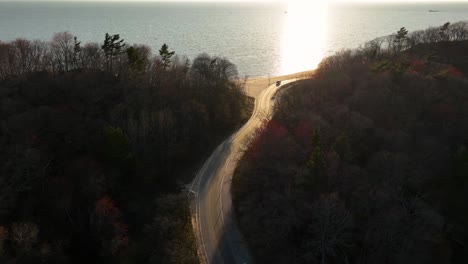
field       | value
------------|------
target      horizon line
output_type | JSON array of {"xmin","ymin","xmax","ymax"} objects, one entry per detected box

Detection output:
[{"xmin": 1, "ymin": 0, "xmax": 468, "ymax": 3}]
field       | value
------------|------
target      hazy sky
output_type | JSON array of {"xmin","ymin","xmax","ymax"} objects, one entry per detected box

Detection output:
[
  {"xmin": 2, "ymin": 0, "xmax": 468, "ymax": 2},
  {"xmin": 1, "ymin": 0, "xmax": 468, "ymax": 3}
]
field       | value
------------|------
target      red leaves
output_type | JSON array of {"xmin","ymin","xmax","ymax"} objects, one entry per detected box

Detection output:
[
  {"xmin": 245, "ymin": 120, "xmax": 288, "ymax": 161},
  {"xmin": 434, "ymin": 65, "xmax": 464, "ymax": 80},
  {"xmin": 112, "ymin": 223, "xmax": 129, "ymax": 249},
  {"xmin": 294, "ymin": 120, "xmax": 314, "ymax": 149},
  {"xmin": 95, "ymin": 196, "xmax": 121, "ymax": 219},
  {"xmin": 408, "ymin": 58, "xmax": 425, "ymax": 74},
  {"xmin": 407, "ymin": 57, "xmax": 464, "ymax": 79},
  {"xmin": 267, "ymin": 120, "xmax": 287, "ymax": 139},
  {"xmin": 245, "ymin": 124, "xmax": 266, "ymax": 161},
  {"xmin": 446, "ymin": 66, "xmax": 463, "ymax": 78},
  {"xmin": 245, "ymin": 120, "xmax": 321, "ymax": 162},
  {"xmin": 94, "ymin": 196, "xmax": 128, "ymax": 254}
]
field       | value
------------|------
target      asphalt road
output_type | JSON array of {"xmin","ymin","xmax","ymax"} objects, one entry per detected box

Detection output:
[{"xmin": 189, "ymin": 79, "xmax": 297, "ymax": 264}]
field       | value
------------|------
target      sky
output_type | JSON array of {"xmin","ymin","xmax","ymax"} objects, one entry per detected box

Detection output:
[
  {"xmin": 1, "ymin": 0, "xmax": 468, "ymax": 3},
  {"xmin": 2, "ymin": 0, "xmax": 468, "ymax": 2}
]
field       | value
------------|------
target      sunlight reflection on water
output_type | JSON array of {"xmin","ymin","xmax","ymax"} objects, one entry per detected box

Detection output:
[
  {"xmin": 2, "ymin": 2, "xmax": 468, "ymax": 77},
  {"xmin": 281, "ymin": 0, "xmax": 328, "ymax": 74}
]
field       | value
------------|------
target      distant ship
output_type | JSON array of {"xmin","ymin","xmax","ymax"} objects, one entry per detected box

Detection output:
[{"xmin": 429, "ymin": 10, "xmax": 439, "ymax": 13}]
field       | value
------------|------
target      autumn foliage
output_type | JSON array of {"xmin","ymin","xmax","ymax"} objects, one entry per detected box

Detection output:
[
  {"xmin": 94, "ymin": 196, "xmax": 128, "ymax": 255},
  {"xmin": 245, "ymin": 120, "xmax": 288, "ymax": 161},
  {"xmin": 0, "ymin": 32, "xmax": 248, "ymax": 263},
  {"xmin": 408, "ymin": 58, "xmax": 426, "ymax": 73},
  {"xmin": 96, "ymin": 196, "xmax": 121, "ymax": 219},
  {"xmin": 234, "ymin": 25, "xmax": 468, "ymax": 264}
]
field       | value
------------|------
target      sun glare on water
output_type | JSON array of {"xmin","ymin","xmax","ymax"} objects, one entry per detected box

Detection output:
[{"xmin": 281, "ymin": 0, "xmax": 328, "ymax": 74}]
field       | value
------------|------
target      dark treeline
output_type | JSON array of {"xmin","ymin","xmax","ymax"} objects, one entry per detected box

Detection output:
[
  {"xmin": 0, "ymin": 32, "xmax": 250, "ymax": 263},
  {"xmin": 233, "ymin": 21, "xmax": 468, "ymax": 263}
]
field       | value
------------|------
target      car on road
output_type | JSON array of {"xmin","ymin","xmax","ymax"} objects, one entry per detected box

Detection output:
[{"xmin": 276, "ymin": 80, "xmax": 281, "ymax": 86}]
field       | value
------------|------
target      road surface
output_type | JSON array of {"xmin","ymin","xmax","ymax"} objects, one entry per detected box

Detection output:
[{"xmin": 189, "ymin": 79, "xmax": 297, "ymax": 264}]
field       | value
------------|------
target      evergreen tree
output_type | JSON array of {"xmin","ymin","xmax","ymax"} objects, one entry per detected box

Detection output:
[
  {"xmin": 306, "ymin": 129, "xmax": 327, "ymax": 191},
  {"xmin": 73, "ymin": 36, "xmax": 81, "ymax": 69},
  {"xmin": 394, "ymin": 27, "xmax": 409, "ymax": 53},
  {"xmin": 159, "ymin": 43, "xmax": 175, "ymax": 70},
  {"xmin": 101, "ymin": 33, "xmax": 126, "ymax": 72},
  {"xmin": 439, "ymin": 22, "xmax": 451, "ymax": 41},
  {"xmin": 126, "ymin": 46, "xmax": 145, "ymax": 72}
]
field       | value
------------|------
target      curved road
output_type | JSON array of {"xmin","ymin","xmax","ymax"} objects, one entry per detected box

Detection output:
[{"xmin": 189, "ymin": 79, "xmax": 297, "ymax": 264}]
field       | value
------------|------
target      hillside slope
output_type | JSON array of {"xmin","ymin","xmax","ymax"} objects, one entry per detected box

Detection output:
[{"xmin": 233, "ymin": 27, "xmax": 468, "ymax": 263}]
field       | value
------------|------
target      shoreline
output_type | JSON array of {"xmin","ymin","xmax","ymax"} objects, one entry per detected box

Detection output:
[{"xmin": 243, "ymin": 70, "xmax": 314, "ymax": 98}]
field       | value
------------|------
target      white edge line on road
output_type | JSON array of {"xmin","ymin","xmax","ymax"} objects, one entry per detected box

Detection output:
[{"xmin": 193, "ymin": 78, "xmax": 302, "ymax": 264}]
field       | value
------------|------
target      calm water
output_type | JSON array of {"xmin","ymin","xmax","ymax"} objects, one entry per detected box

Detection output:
[{"xmin": 1, "ymin": 1, "xmax": 468, "ymax": 77}]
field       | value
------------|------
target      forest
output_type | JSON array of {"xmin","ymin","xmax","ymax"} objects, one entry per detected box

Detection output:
[
  {"xmin": 0, "ymin": 32, "xmax": 250, "ymax": 263},
  {"xmin": 233, "ymin": 21, "xmax": 468, "ymax": 263}
]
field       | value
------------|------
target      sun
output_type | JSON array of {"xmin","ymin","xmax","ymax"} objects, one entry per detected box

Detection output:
[{"xmin": 281, "ymin": 0, "xmax": 328, "ymax": 74}]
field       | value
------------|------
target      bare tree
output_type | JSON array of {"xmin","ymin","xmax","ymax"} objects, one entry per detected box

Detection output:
[
  {"xmin": 449, "ymin": 21, "xmax": 468, "ymax": 41},
  {"xmin": 11, "ymin": 222, "xmax": 39, "ymax": 253},
  {"xmin": 421, "ymin": 27, "xmax": 440, "ymax": 44},
  {"xmin": 303, "ymin": 194, "xmax": 352, "ymax": 264},
  {"xmin": 30, "ymin": 40, "xmax": 49, "ymax": 72},
  {"xmin": 0, "ymin": 41, "xmax": 11, "ymax": 79},
  {"xmin": 408, "ymin": 30, "xmax": 425, "ymax": 47},
  {"xmin": 359, "ymin": 38, "xmax": 384, "ymax": 60},
  {"xmin": 11, "ymin": 39, "xmax": 33, "ymax": 75},
  {"xmin": 81, "ymin": 42, "xmax": 103, "ymax": 69},
  {"xmin": 50, "ymin": 31, "xmax": 74, "ymax": 72}
]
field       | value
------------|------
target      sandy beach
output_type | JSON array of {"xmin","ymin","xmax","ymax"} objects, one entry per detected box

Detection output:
[{"xmin": 243, "ymin": 70, "xmax": 314, "ymax": 98}]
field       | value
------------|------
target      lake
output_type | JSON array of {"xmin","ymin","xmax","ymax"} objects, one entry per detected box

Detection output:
[{"xmin": 1, "ymin": 1, "xmax": 468, "ymax": 76}]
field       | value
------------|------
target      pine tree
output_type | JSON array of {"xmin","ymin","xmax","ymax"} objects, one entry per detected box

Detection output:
[
  {"xmin": 159, "ymin": 43, "xmax": 175, "ymax": 70},
  {"xmin": 126, "ymin": 46, "xmax": 145, "ymax": 72},
  {"xmin": 102, "ymin": 33, "xmax": 126, "ymax": 72},
  {"xmin": 394, "ymin": 27, "xmax": 409, "ymax": 52},
  {"xmin": 73, "ymin": 36, "xmax": 81, "ymax": 69},
  {"xmin": 306, "ymin": 129, "xmax": 327, "ymax": 191},
  {"xmin": 439, "ymin": 22, "xmax": 451, "ymax": 41}
]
